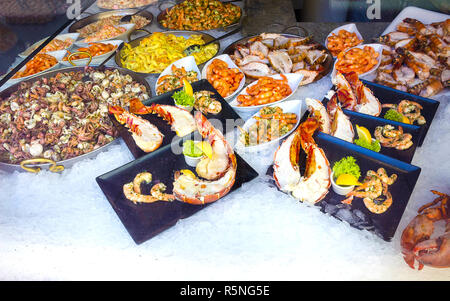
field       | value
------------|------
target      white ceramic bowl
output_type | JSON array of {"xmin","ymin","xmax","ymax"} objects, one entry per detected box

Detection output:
[
  {"xmin": 325, "ymin": 23, "xmax": 363, "ymax": 58},
  {"xmin": 201, "ymin": 54, "xmax": 246, "ymax": 101},
  {"xmin": 75, "ymin": 23, "xmax": 136, "ymax": 45},
  {"xmin": 60, "ymin": 40, "xmax": 124, "ymax": 66},
  {"xmin": 234, "ymin": 99, "xmax": 304, "ymax": 153},
  {"xmin": 7, "ymin": 50, "xmax": 67, "ymax": 85},
  {"xmin": 155, "ymin": 56, "xmax": 201, "ymax": 95},
  {"xmin": 229, "ymin": 73, "xmax": 304, "ymax": 115},
  {"xmin": 330, "ymin": 171, "xmax": 355, "ymax": 196},
  {"xmin": 19, "ymin": 33, "xmax": 79, "ymax": 58},
  {"xmin": 331, "ymin": 43, "xmax": 383, "ymax": 80}
]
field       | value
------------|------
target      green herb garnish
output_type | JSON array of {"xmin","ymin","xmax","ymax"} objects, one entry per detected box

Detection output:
[
  {"xmin": 354, "ymin": 137, "xmax": 381, "ymax": 152},
  {"xmin": 332, "ymin": 156, "xmax": 361, "ymax": 180},
  {"xmin": 172, "ymin": 90, "xmax": 194, "ymax": 107},
  {"xmin": 384, "ymin": 109, "xmax": 404, "ymax": 123}
]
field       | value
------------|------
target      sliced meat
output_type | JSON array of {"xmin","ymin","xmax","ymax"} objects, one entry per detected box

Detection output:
[
  {"xmin": 236, "ymin": 45, "xmax": 250, "ymax": 58},
  {"xmin": 287, "ymin": 36, "xmax": 312, "ymax": 47},
  {"xmin": 273, "ymin": 36, "xmax": 291, "ymax": 49},
  {"xmin": 236, "ymin": 55, "xmax": 269, "ymax": 66},
  {"xmin": 240, "ymin": 62, "xmax": 273, "ymax": 78},
  {"xmin": 268, "ymin": 50, "xmax": 293, "ymax": 73},
  {"xmin": 292, "ymin": 61, "xmax": 306, "ymax": 72},
  {"xmin": 260, "ymin": 33, "xmax": 283, "ymax": 40},
  {"xmin": 295, "ymin": 69, "xmax": 319, "ymax": 85},
  {"xmin": 249, "ymin": 41, "xmax": 269, "ymax": 57},
  {"xmin": 304, "ymin": 49, "xmax": 328, "ymax": 65}
]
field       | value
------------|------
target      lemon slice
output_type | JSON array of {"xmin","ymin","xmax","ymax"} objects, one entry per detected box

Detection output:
[
  {"xmin": 355, "ymin": 125, "xmax": 372, "ymax": 143},
  {"xmin": 402, "ymin": 115, "xmax": 411, "ymax": 124},
  {"xmin": 336, "ymin": 174, "xmax": 362, "ymax": 186},
  {"xmin": 182, "ymin": 78, "xmax": 193, "ymax": 97},
  {"xmin": 195, "ymin": 141, "xmax": 213, "ymax": 158},
  {"xmin": 180, "ymin": 169, "xmax": 196, "ymax": 179}
]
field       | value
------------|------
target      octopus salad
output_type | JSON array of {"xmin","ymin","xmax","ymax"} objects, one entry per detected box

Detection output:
[{"xmin": 0, "ymin": 67, "xmax": 149, "ymax": 164}]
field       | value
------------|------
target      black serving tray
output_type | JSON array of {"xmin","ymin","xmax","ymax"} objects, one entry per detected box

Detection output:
[
  {"xmin": 266, "ymin": 132, "xmax": 421, "ymax": 242},
  {"xmin": 96, "ymin": 145, "xmax": 259, "ymax": 245},
  {"xmin": 111, "ymin": 79, "xmax": 243, "ymax": 159},
  {"xmin": 304, "ymin": 108, "xmax": 422, "ymax": 163},
  {"xmin": 323, "ymin": 79, "xmax": 440, "ymax": 146}
]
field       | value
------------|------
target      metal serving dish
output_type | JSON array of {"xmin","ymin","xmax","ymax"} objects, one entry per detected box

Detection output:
[
  {"xmin": 155, "ymin": 0, "xmax": 243, "ymax": 31},
  {"xmin": 0, "ymin": 66, "xmax": 152, "ymax": 173},
  {"xmin": 68, "ymin": 8, "xmax": 154, "ymax": 35},
  {"xmin": 114, "ymin": 29, "xmax": 221, "ymax": 77},
  {"xmin": 222, "ymin": 28, "xmax": 333, "ymax": 85}
]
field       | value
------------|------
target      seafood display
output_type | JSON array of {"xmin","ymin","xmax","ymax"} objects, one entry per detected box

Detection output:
[
  {"xmin": 159, "ymin": 0, "xmax": 241, "ymax": 31},
  {"xmin": 374, "ymin": 124, "xmax": 413, "ymax": 150},
  {"xmin": 64, "ymin": 43, "xmax": 118, "ymax": 61},
  {"xmin": 375, "ymin": 18, "xmax": 450, "ymax": 97},
  {"xmin": 401, "ymin": 190, "xmax": 450, "ymax": 270},
  {"xmin": 82, "ymin": 25, "xmax": 127, "ymax": 43},
  {"xmin": 330, "ymin": 72, "xmax": 382, "ymax": 116},
  {"xmin": 156, "ymin": 65, "xmax": 199, "ymax": 95},
  {"xmin": 34, "ymin": 38, "xmax": 74, "ymax": 53},
  {"xmin": 228, "ymin": 33, "xmax": 330, "ymax": 85},
  {"xmin": 123, "ymin": 172, "xmax": 174, "ymax": 204},
  {"xmin": 97, "ymin": 0, "xmax": 157, "ymax": 9},
  {"xmin": 109, "ymin": 105, "xmax": 163, "ymax": 153},
  {"xmin": 273, "ymin": 118, "xmax": 331, "ymax": 204},
  {"xmin": 0, "ymin": 68, "xmax": 149, "ymax": 164},
  {"xmin": 205, "ymin": 58, "xmax": 244, "ymax": 98},
  {"xmin": 119, "ymin": 32, "xmax": 218, "ymax": 73},
  {"xmin": 76, "ymin": 15, "xmax": 151, "ymax": 38},
  {"xmin": 236, "ymin": 75, "xmax": 292, "ymax": 107},
  {"xmin": 382, "ymin": 100, "xmax": 426, "ymax": 125},
  {"xmin": 238, "ymin": 106, "xmax": 298, "ymax": 146},
  {"xmin": 326, "ymin": 29, "xmax": 363, "ymax": 57},
  {"xmin": 306, "ymin": 97, "xmax": 354, "ymax": 143},
  {"xmin": 12, "ymin": 53, "xmax": 58, "ymax": 79},
  {"xmin": 335, "ymin": 45, "xmax": 380, "ymax": 75},
  {"xmin": 346, "ymin": 168, "xmax": 397, "ymax": 214},
  {"xmin": 173, "ymin": 112, "xmax": 237, "ymax": 204}
]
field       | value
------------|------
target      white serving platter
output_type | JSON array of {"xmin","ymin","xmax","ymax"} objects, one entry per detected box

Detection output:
[
  {"xmin": 234, "ymin": 99, "xmax": 304, "ymax": 153},
  {"xmin": 201, "ymin": 54, "xmax": 246, "ymax": 101},
  {"xmin": 229, "ymin": 73, "xmax": 303, "ymax": 115},
  {"xmin": 331, "ymin": 43, "xmax": 383, "ymax": 80},
  {"xmin": 155, "ymin": 56, "xmax": 201, "ymax": 95},
  {"xmin": 60, "ymin": 40, "xmax": 123, "ymax": 67},
  {"xmin": 7, "ymin": 50, "xmax": 67, "ymax": 85},
  {"xmin": 19, "ymin": 33, "xmax": 79, "ymax": 58},
  {"xmin": 75, "ymin": 23, "xmax": 136, "ymax": 45},
  {"xmin": 325, "ymin": 23, "xmax": 364, "ymax": 58}
]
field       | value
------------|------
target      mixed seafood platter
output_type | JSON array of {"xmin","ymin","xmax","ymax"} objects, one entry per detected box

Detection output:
[{"xmin": 1, "ymin": 1, "xmax": 449, "ymax": 270}]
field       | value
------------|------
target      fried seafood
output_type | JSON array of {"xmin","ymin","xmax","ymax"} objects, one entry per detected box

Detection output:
[
  {"xmin": 375, "ymin": 18, "xmax": 450, "ymax": 97},
  {"xmin": 0, "ymin": 68, "xmax": 149, "ymax": 164},
  {"xmin": 401, "ymin": 190, "xmax": 450, "ymax": 270},
  {"xmin": 335, "ymin": 45, "xmax": 379, "ymax": 75},
  {"xmin": 77, "ymin": 15, "xmax": 151, "ymax": 38},
  {"xmin": 374, "ymin": 124, "xmax": 413, "ymax": 150},
  {"xmin": 64, "ymin": 43, "xmax": 117, "ymax": 61},
  {"xmin": 236, "ymin": 75, "xmax": 292, "ymax": 107},
  {"xmin": 229, "ymin": 33, "xmax": 329, "ymax": 85},
  {"xmin": 129, "ymin": 98, "xmax": 196, "ymax": 137},
  {"xmin": 34, "ymin": 37, "xmax": 74, "ymax": 53},
  {"xmin": 326, "ymin": 29, "xmax": 363, "ymax": 57},
  {"xmin": 12, "ymin": 53, "xmax": 58, "ymax": 79},
  {"xmin": 206, "ymin": 58, "xmax": 244, "ymax": 98},
  {"xmin": 83, "ymin": 25, "xmax": 127, "ymax": 43},
  {"xmin": 273, "ymin": 118, "xmax": 331, "ymax": 204},
  {"xmin": 331, "ymin": 72, "xmax": 382, "ymax": 116},
  {"xmin": 123, "ymin": 171, "xmax": 174, "ymax": 204},
  {"xmin": 109, "ymin": 105, "xmax": 163, "ymax": 153},
  {"xmin": 173, "ymin": 112, "xmax": 237, "ymax": 205},
  {"xmin": 346, "ymin": 168, "xmax": 397, "ymax": 214},
  {"xmin": 156, "ymin": 65, "xmax": 199, "ymax": 95},
  {"xmin": 193, "ymin": 91, "xmax": 222, "ymax": 114},
  {"xmin": 239, "ymin": 106, "xmax": 298, "ymax": 146}
]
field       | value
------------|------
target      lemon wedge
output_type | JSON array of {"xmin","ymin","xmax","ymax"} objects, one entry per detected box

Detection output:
[
  {"xmin": 335, "ymin": 174, "xmax": 362, "ymax": 186},
  {"xmin": 195, "ymin": 141, "xmax": 213, "ymax": 158},
  {"xmin": 355, "ymin": 125, "xmax": 372, "ymax": 143},
  {"xmin": 180, "ymin": 169, "xmax": 196, "ymax": 179},
  {"xmin": 402, "ymin": 115, "xmax": 411, "ymax": 124},
  {"xmin": 182, "ymin": 78, "xmax": 193, "ymax": 97}
]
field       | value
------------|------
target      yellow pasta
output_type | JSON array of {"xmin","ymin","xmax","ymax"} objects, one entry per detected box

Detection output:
[{"xmin": 120, "ymin": 32, "xmax": 218, "ymax": 73}]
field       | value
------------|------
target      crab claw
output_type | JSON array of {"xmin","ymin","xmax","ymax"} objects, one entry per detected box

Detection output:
[{"xmin": 413, "ymin": 232, "xmax": 450, "ymax": 269}]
